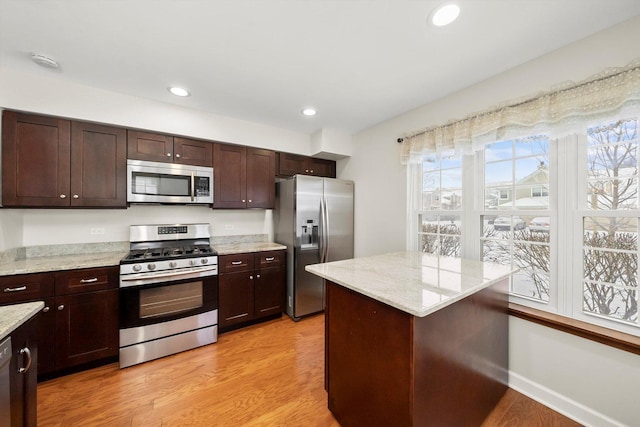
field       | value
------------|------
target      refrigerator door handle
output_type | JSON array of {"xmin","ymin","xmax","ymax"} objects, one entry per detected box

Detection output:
[
  {"xmin": 319, "ymin": 197, "xmax": 327, "ymax": 263},
  {"xmin": 323, "ymin": 195, "xmax": 330, "ymax": 262}
]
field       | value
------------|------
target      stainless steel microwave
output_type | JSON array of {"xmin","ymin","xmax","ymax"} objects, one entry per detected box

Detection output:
[{"xmin": 127, "ymin": 159, "xmax": 214, "ymax": 204}]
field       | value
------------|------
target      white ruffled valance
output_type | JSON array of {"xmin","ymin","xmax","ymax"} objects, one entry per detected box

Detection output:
[{"xmin": 401, "ymin": 58, "xmax": 640, "ymax": 164}]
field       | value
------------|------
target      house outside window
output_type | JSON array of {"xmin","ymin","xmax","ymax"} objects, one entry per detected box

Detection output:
[{"xmin": 481, "ymin": 136, "xmax": 552, "ymax": 303}]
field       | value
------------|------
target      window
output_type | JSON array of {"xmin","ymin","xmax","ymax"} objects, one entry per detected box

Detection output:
[
  {"xmin": 579, "ymin": 118, "xmax": 639, "ymax": 327},
  {"xmin": 414, "ymin": 151, "xmax": 463, "ymax": 257},
  {"xmin": 404, "ymin": 61, "xmax": 640, "ymax": 337},
  {"xmin": 481, "ymin": 136, "xmax": 552, "ymax": 303}
]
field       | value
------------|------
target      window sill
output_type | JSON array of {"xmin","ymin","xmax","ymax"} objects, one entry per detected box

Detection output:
[{"xmin": 508, "ymin": 303, "xmax": 640, "ymax": 356}]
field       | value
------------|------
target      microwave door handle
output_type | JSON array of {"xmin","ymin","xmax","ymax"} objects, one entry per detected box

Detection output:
[{"xmin": 191, "ymin": 172, "xmax": 195, "ymax": 202}]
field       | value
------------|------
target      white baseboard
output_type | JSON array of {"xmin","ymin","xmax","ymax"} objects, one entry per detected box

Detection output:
[{"xmin": 508, "ymin": 372, "xmax": 625, "ymax": 427}]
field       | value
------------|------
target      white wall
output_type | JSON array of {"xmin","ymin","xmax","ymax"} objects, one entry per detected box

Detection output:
[{"xmin": 344, "ymin": 15, "xmax": 640, "ymax": 427}]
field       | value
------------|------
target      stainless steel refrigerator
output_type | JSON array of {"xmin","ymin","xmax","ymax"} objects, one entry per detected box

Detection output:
[{"xmin": 275, "ymin": 175, "xmax": 354, "ymax": 320}]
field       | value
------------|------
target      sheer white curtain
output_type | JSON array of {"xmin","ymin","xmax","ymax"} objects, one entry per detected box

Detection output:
[{"xmin": 401, "ymin": 58, "xmax": 640, "ymax": 163}]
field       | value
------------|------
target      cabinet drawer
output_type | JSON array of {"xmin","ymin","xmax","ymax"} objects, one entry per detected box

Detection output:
[
  {"xmin": 54, "ymin": 266, "xmax": 118, "ymax": 295},
  {"xmin": 219, "ymin": 253, "xmax": 254, "ymax": 273},
  {"xmin": 257, "ymin": 250, "xmax": 285, "ymax": 268},
  {"xmin": 0, "ymin": 272, "xmax": 55, "ymax": 304}
]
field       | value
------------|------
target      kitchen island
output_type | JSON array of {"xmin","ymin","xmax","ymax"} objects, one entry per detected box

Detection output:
[{"xmin": 306, "ymin": 251, "xmax": 515, "ymax": 427}]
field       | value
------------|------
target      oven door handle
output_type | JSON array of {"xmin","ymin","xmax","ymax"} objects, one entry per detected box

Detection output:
[{"xmin": 120, "ymin": 266, "xmax": 218, "ymax": 285}]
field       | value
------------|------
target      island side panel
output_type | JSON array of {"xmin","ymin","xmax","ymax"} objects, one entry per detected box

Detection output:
[
  {"xmin": 326, "ymin": 281, "xmax": 413, "ymax": 427},
  {"xmin": 412, "ymin": 278, "xmax": 509, "ymax": 426}
]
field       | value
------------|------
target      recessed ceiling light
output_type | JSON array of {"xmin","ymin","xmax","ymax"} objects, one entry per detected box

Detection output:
[
  {"xmin": 168, "ymin": 87, "xmax": 190, "ymax": 97},
  {"xmin": 301, "ymin": 108, "xmax": 317, "ymax": 117},
  {"xmin": 429, "ymin": 2, "xmax": 460, "ymax": 27},
  {"xmin": 31, "ymin": 53, "xmax": 59, "ymax": 69}
]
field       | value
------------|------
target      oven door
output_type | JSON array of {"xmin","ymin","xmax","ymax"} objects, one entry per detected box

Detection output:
[{"xmin": 119, "ymin": 275, "xmax": 218, "ymax": 330}]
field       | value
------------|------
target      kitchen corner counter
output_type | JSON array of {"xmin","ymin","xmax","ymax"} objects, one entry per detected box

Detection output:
[
  {"xmin": 0, "ymin": 251, "xmax": 128, "ymax": 277},
  {"xmin": 0, "ymin": 301, "xmax": 44, "ymax": 341},
  {"xmin": 213, "ymin": 242, "xmax": 286, "ymax": 256},
  {"xmin": 305, "ymin": 251, "xmax": 515, "ymax": 317}
]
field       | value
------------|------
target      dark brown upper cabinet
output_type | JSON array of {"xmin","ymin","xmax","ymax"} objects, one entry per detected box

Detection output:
[
  {"xmin": 127, "ymin": 130, "xmax": 213, "ymax": 167},
  {"xmin": 276, "ymin": 152, "xmax": 336, "ymax": 178},
  {"xmin": 2, "ymin": 111, "xmax": 126, "ymax": 208},
  {"xmin": 214, "ymin": 143, "xmax": 275, "ymax": 209}
]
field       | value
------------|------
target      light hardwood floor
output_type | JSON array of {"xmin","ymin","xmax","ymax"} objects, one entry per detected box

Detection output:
[{"xmin": 38, "ymin": 314, "xmax": 581, "ymax": 426}]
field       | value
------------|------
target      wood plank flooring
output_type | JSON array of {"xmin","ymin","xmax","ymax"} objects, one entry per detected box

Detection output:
[{"xmin": 38, "ymin": 314, "xmax": 582, "ymax": 426}]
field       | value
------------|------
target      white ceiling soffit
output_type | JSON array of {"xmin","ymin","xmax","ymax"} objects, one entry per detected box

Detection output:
[{"xmin": 1, "ymin": 0, "xmax": 640, "ymax": 135}]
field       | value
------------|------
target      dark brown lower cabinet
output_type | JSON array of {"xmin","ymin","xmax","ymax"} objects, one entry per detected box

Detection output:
[
  {"xmin": 54, "ymin": 289, "xmax": 119, "ymax": 369},
  {"xmin": 9, "ymin": 315, "xmax": 38, "ymax": 427},
  {"xmin": 219, "ymin": 250, "xmax": 285, "ymax": 331},
  {"xmin": 0, "ymin": 267, "xmax": 119, "ymax": 379}
]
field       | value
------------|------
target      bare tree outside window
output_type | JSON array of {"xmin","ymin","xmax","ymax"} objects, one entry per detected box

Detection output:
[{"xmin": 583, "ymin": 119, "xmax": 639, "ymax": 324}]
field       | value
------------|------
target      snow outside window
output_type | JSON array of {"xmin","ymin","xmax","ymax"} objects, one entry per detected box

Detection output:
[
  {"xmin": 481, "ymin": 136, "xmax": 552, "ymax": 304},
  {"xmin": 415, "ymin": 151, "xmax": 463, "ymax": 257},
  {"xmin": 577, "ymin": 118, "xmax": 639, "ymax": 330}
]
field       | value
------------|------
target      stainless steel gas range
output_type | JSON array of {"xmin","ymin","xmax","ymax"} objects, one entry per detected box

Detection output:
[{"xmin": 119, "ymin": 223, "xmax": 218, "ymax": 368}]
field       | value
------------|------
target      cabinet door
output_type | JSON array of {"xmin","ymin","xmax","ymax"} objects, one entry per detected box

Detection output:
[
  {"xmin": 254, "ymin": 266, "xmax": 285, "ymax": 319},
  {"xmin": 214, "ymin": 143, "xmax": 247, "ymax": 208},
  {"xmin": 309, "ymin": 158, "xmax": 336, "ymax": 178},
  {"xmin": 246, "ymin": 148, "xmax": 275, "ymax": 209},
  {"xmin": 277, "ymin": 152, "xmax": 307, "ymax": 176},
  {"xmin": 70, "ymin": 121, "xmax": 127, "ymax": 207},
  {"xmin": 1, "ymin": 111, "xmax": 71, "ymax": 207},
  {"xmin": 9, "ymin": 315, "xmax": 38, "ymax": 427},
  {"xmin": 127, "ymin": 130, "xmax": 174, "ymax": 163},
  {"xmin": 218, "ymin": 271, "xmax": 254, "ymax": 329},
  {"xmin": 173, "ymin": 137, "xmax": 213, "ymax": 167},
  {"xmin": 37, "ymin": 299, "xmax": 56, "ymax": 376},
  {"xmin": 54, "ymin": 289, "xmax": 118, "ymax": 370}
]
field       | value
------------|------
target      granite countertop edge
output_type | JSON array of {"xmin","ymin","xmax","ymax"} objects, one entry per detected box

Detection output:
[
  {"xmin": 213, "ymin": 242, "xmax": 286, "ymax": 256},
  {"xmin": 0, "ymin": 301, "xmax": 44, "ymax": 341},
  {"xmin": 305, "ymin": 251, "xmax": 516, "ymax": 318}
]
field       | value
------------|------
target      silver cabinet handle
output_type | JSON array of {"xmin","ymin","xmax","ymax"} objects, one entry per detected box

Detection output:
[
  {"xmin": 60, "ymin": 194, "xmax": 67, "ymax": 199},
  {"xmin": 3, "ymin": 285, "xmax": 27, "ymax": 293},
  {"xmin": 73, "ymin": 194, "xmax": 79, "ymax": 199},
  {"xmin": 231, "ymin": 261, "xmax": 243, "ymax": 265},
  {"xmin": 18, "ymin": 347, "xmax": 32, "ymax": 374},
  {"xmin": 176, "ymin": 153, "xmax": 181, "ymax": 158},
  {"xmin": 57, "ymin": 305, "xmax": 65, "ymax": 311},
  {"xmin": 42, "ymin": 306, "xmax": 50, "ymax": 313},
  {"xmin": 256, "ymin": 274, "xmax": 261, "ymax": 278},
  {"xmin": 80, "ymin": 277, "xmax": 98, "ymax": 284},
  {"xmin": 167, "ymin": 153, "xmax": 172, "ymax": 157},
  {"xmin": 242, "ymin": 199, "xmax": 246, "ymax": 203},
  {"xmin": 310, "ymin": 170, "xmax": 314, "ymax": 174},
  {"xmin": 265, "ymin": 257, "xmax": 275, "ymax": 261},
  {"xmin": 250, "ymin": 275, "xmax": 254, "ymax": 280}
]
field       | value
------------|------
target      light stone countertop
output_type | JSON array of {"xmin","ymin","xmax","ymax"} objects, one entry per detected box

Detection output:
[
  {"xmin": 213, "ymin": 242, "xmax": 286, "ymax": 256},
  {"xmin": 0, "ymin": 251, "xmax": 128, "ymax": 277},
  {"xmin": 305, "ymin": 251, "xmax": 516, "ymax": 317},
  {"xmin": 0, "ymin": 301, "xmax": 44, "ymax": 341}
]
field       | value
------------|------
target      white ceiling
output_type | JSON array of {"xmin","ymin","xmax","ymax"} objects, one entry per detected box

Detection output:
[{"xmin": 2, "ymin": 0, "xmax": 640, "ymax": 135}]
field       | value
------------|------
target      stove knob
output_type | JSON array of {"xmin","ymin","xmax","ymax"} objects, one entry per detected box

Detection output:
[
  {"xmin": 132, "ymin": 264, "xmax": 142, "ymax": 272},
  {"xmin": 201, "ymin": 258, "xmax": 208, "ymax": 265},
  {"xmin": 169, "ymin": 261, "xmax": 177, "ymax": 268},
  {"xmin": 189, "ymin": 259, "xmax": 197, "ymax": 266},
  {"xmin": 147, "ymin": 263, "xmax": 156, "ymax": 271}
]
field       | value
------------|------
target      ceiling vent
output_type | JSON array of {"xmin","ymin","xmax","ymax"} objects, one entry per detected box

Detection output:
[{"xmin": 31, "ymin": 53, "xmax": 60, "ymax": 69}]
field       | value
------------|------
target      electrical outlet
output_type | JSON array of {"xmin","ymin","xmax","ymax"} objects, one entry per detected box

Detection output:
[
  {"xmin": 224, "ymin": 224, "xmax": 234, "ymax": 230},
  {"xmin": 90, "ymin": 227, "xmax": 105, "ymax": 235}
]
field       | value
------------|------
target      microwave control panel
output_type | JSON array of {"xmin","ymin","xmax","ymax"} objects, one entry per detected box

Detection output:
[{"xmin": 194, "ymin": 176, "xmax": 211, "ymax": 197}]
